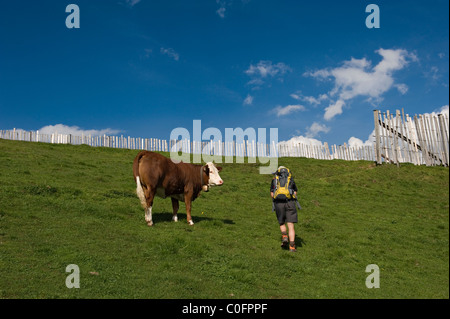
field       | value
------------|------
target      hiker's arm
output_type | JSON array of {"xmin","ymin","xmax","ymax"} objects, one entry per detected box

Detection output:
[
  {"xmin": 270, "ymin": 178, "xmax": 276, "ymax": 197},
  {"xmin": 291, "ymin": 180, "xmax": 298, "ymax": 197},
  {"xmin": 292, "ymin": 180, "xmax": 298, "ymax": 192}
]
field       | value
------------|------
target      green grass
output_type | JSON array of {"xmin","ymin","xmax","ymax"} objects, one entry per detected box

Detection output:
[{"xmin": 0, "ymin": 138, "xmax": 448, "ymax": 298}]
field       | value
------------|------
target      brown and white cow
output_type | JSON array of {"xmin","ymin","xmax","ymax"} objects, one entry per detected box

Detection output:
[{"xmin": 133, "ymin": 151, "xmax": 223, "ymax": 226}]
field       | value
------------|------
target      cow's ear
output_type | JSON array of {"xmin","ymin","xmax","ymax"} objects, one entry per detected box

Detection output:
[{"xmin": 216, "ymin": 166, "xmax": 222, "ymax": 172}]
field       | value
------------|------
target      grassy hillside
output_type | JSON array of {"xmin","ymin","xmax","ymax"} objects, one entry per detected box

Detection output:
[{"xmin": 0, "ymin": 138, "xmax": 448, "ymax": 299}]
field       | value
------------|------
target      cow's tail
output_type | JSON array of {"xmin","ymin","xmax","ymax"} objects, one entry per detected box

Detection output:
[
  {"xmin": 136, "ymin": 177, "xmax": 146, "ymax": 208},
  {"xmin": 133, "ymin": 151, "xmax": 147, "ymax": 208}
]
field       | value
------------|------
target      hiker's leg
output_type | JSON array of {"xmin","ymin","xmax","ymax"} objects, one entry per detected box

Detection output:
[{"xmin": 287, "ymin": 222, "xmax": 295, "ymax": 243}]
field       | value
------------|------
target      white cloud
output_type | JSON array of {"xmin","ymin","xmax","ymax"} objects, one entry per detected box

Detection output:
[
  {"xmin": 305, "ymin": 122, "xmax": 330, "ymax": 138},
  {"xmin": 243, "ymin": 94, "xmax": 253, "ymax": 105},
  {"xmin": 305, "ymin": 48, "xmax": 418, "ymax": 120},
  {"xmin": 245, "ymin": 60, "xmax": 291, "ymax": 88},
  {"xmin": 424, "ymin": 66, "xmax": 440, "ymax": 82},
  {"xmin": 38, "ymin": 124, "xmax": 122, "ymax": 136},
  {"xmin": 290, "ymin": 93, "xmax": 301, "ymax": 100},
  {"xmin": 347, "ymin": 129, "xmax": 376, "ymax": 149},
  {"xmin": 216, "ymin": 0, "xmax": 251, "ymax": 18},
  {"xmin": 245, "ymin": 60, "xmax": 291, "ymax": 78},
  {"xmin": 430, "ymin": 104, "xmax": 449, "ymax": 117},
  {"xmin": 216, "ymin": 0, "xmax": 229, "ymax": 18},
  {"xmin": 415, "ymin": 104, "xmax": 450, "ymax": 119},
  {"xmin": 160, "ymin": 47, "xmax": 179, "ymax": 61},
  {"xmin": 344, "ymin": 57, "xmax": 372, "ymax": 69},
  {"xmin": 324, "ymin": 99, "xmax": 345, "ymax": 121},
  {"xmin": 347, "ymin": 136, "xmax": 365, "ymax": 148},
  {"xmin": 216, "ymin": 6, "xmax": 226, "ymax": 18},
  {"xmin": 125, "ymin": 0, "xmax": 141, "ymax": 7},
  {"xmin": 273, "ymin": 104, "xmax": 305, "ymax": 117},
  {"xmin": 395, "ymin": 83, "xmax": 409, "ymax": 95},
  {"xmin": 347, "ymin": 135, "xmax": 374, "ymax": 148},
  {"xmin": 246, "ymin": 78, "xmax": 264, "ymax": 87},
  {"xmin": 374, "ymin": 48, "xmax": 417, "ymax": 73},
  {"xmin": 439, "ymin": 105, "xmax": 449, "ymax": 117},
  {"xmin": 290, "ymin": 92, "xmax": 328, "ymax": 105},
  {"xmin": 303, "ymin": 69, "xmax": 331, "ymax": 79}
]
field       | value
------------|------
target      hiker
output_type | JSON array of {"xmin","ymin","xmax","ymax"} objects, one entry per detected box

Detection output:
[{"xmin": 270, "ymin": 166, "xmax": 301, "ymax": 252}]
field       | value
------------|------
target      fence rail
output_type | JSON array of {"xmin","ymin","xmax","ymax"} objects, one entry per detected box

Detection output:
[
  {"xmin": 373, "ymin": 109, "xmax": 449, "ymax": 167},
  {"xmin": 1, "ymin": 109, "xmax": 448, "ymax": 167}
]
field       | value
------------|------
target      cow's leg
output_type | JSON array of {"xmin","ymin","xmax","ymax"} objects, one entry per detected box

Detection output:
[
  {"xmin": 184, "ymin": 193, "xmax": 194, "ymax": 226},
  {"xmin": 171, "ymin": 198, "xmax": 179, "ymax": 222},
  {"xmin": 145, "ymin": 206, "xmax": 153, "ymax": 226},
  {"xmin": 144, "ymin": 186, "xmax": 156, "ymax": 226}
]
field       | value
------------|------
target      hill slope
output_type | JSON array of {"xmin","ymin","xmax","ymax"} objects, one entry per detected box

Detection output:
[{"xmin": 0, "ymin": 139, "xmax": 448, "ymax": 298}]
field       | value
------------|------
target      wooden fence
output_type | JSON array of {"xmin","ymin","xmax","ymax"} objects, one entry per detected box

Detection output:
[
  {"xmin": 373, "ymin": 109, "xmax": 449, "ymax": 166},
  {"xmin": 0, "ymin": 128, "xmax": 376, "ymax": 162},
  {"xmin": 1, "ymin": 109, "xmax": 448, "ymax": 166}
]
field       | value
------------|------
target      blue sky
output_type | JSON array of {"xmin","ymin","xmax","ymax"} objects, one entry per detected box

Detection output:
[{"xmin": 0, "ymin": 0, "xmax": 448, "ymax": 146}]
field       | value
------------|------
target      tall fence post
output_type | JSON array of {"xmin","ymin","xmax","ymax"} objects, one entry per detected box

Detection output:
[
  {"xmin": 373, "ymin": 110, "xmax": 382, "ymax": 164},
  {"xmin": 438, "ymin": 114, "xmax": 449, "ymax": 166}
]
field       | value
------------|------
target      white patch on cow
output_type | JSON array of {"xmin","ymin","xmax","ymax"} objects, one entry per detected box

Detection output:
[
  {"xmin": 172, "ymin": 214, "xmax": 178, "ymax": 222},
  {"xmin": 136, "ymin": 176, "xmax": 146, "ymax": 208},
  {"xmin": 188, "ymin": 219, "xmax": 194, "ymax": 226},
  {"xmin": 206, "ymin": 162, "xmax": 223, "ymax": 186},
  {"xmin": 145, "ymin": 206, "xmax": 153, "ymax": 226}
]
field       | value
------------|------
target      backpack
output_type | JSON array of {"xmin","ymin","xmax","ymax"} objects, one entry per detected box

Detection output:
[{"xmin": 273, "ymin": 167, "xmax": 294, "ymax": 200}]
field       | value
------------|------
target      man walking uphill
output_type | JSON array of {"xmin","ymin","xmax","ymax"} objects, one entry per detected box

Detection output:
[{"xmin": 270, "ymin": 166, "xmax": 301, "ymax": 252}]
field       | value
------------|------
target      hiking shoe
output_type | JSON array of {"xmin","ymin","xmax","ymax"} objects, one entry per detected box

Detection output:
[
  {"xmin": 289, "ymin": 242, "xmax": 296, "ymax": 252},
  {"xmin": 281, "ymin": 234, "xmax": 289, "ymax": 249}
]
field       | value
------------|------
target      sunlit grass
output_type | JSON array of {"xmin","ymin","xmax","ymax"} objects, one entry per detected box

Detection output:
[{"xmin": 0, "ymin": 139, "xmax": 448, "ymax": 298}]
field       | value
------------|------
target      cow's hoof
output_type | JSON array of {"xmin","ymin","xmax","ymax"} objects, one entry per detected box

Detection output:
[
  {"xmin": 188, "ymin": 220, "xmax": 194, "ymax": 226},
  {"xmin": 172, "ymin": 216, "xmax": 178, "ymax": 222},
  {"xmin": 147, "ymin": 221, "xmax": 154, "ymax": 227}
]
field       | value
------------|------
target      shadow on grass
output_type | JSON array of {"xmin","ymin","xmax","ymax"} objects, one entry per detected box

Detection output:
[
  {"xmin": 295, "ymin": 235, "xmax": 306, "ymax": 248},
  {"xmin": 280, "ymin": 235, "xmax": 306, "ymax": 251},
  {"xmin": 149, "ymin": 212, "xmax": 235, "ymax": 225}
]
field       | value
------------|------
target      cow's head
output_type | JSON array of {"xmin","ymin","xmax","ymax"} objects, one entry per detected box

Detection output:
[{"xmin": 201, "ymin": 162, "xmax": 223, "ymax": 192}]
